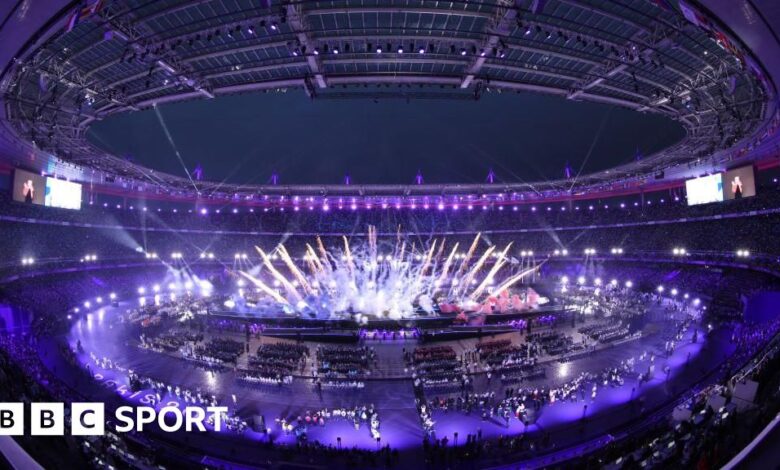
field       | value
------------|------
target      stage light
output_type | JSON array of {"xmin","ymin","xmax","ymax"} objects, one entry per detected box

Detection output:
[
  {"xmin": 560, "ymin": 276, "xmax": 569, "ymax": 285},
  {"xmin": 594, "ymin": 278, "xmax": 602, "ymax": 286},
  {"xmin": 96, "ymin": 297, "xmax": 103, "ymax": 303},
  {"xmin": 84, "ymin": 301, "xmax": 91, "ymax": 308},
  {"xmin": 671, "ymin": 288, "xmax": 678, "ymax": 296},
  {"xmin": 184, "ymin": 281, "xmax": 194, "ymax": 290},
  {"xmin": 625, "ymin": 280, "xmax": 633, "ymax": 288},
  {"xmin": 610, "ymin": 279, "xmax": 618, "ymax": 286},
  {"xmin": 693, "ymin": 298, "xmax": 701, "ymax": 306},
  {"xmin": 153, "ymin": 284, "xmax": 161, "ymax": 293},
  {"xmin": 577, "ymin": 276, "xmax": 586, "ymax": 285},
  {"xmin": 672, "ymin": 247, "xmax": 686, "ymax": 256},
  {"xmin": 657, "ymin": 285, "xmax": 664, "ymax": 293},
  {"xmin": 109, "ymin": 292, "xmax": 116, "ymax": 300},
  {"xmin": 138, "ymin": 287, "xmax": 146, "ymax": 295}
]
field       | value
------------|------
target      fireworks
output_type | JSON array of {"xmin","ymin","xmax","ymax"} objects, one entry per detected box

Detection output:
[{"xmin": 238, "ymin": 229, "xmax": 540, "ymax": 320}]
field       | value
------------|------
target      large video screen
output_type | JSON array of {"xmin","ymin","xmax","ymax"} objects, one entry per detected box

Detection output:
[
  {"xmin": 12, "ymin": 169, "xmax": 46, "ymax": 205},
  {"xmin": 45, "ymin": 178, "xmax": 82, "ymax": 210},
  {"xmin": 685, "ymin": 173, "xmax": 723, "ymax": 206},
  {"xmin": 723, "ymin": 165, "xmax": 756, "ymax": 200}
]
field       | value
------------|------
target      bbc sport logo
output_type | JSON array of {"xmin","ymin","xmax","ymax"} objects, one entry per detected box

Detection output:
[{"xmin": 0, "ymin": 402, "xmax": 228, "ymax": 436}]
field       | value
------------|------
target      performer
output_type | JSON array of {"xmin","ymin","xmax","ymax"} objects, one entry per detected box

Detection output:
[
  {"xmin": 731, "ymin": 175, "xmax": 743, "ymax": 199},
  {"xmin": 22, "ymin": 179, "xmax": 35, "ymax": 203}
]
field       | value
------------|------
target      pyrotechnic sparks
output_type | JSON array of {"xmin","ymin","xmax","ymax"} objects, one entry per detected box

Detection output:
[{"xmin": 237, "ymin": 230, "xmax": 541, "ymax": 320}]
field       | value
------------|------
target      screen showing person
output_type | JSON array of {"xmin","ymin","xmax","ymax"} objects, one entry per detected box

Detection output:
[
  {"xmin": 45, "ymin": 177, "xmax": 83, "ymax": 210},
  {"xmin": 11, "ymin": 169, "xmax": 46, "ymax": 205},
  {"xmin": 685, "ymin": 173, "xmax": 723, "ymax": 206},
  {"xmin": 723, "ymin": 165, "xmax": 756, "ymax": 200}
]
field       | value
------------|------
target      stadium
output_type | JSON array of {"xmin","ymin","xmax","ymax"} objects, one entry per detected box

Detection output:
[{"xmin": 0, "ymin": 0, "xmax": 779, "ymax": 469}]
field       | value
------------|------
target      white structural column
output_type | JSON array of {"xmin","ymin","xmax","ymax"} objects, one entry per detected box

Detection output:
[
  {"xmin": 286, "ymin": 3, "xmax": 327, "ymax": 89},
  {"xmin": 461, "ymin": 0, "xmax": 519, "ymax": 89}
]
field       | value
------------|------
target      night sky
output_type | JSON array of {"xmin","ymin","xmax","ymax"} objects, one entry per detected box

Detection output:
[{"xmin": 87, "ymin": 91, "xmax": 685, "ymax": 185}]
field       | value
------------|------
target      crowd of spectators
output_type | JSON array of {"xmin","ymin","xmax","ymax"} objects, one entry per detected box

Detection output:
[
  {"xmin": 187, "ymin": 338, "xmax": 244, "ymax": 367},
  {"xmin": 243, "ymin": 342, "xmax": 309, "ymax": 384},
  {"xmin": 408, "ymin": 345, "xmax": 468, "ymax": 391},
  {"xmin": 2, "ymin": 185, "xmax": 780, "ymax": 271},
  {"xmin": 580, "ymin": 321, "xmax": 632, "ymax": 344},
  {"xmin": 316, "ymin": 344, "xmax": 376, "ymax": 380}
]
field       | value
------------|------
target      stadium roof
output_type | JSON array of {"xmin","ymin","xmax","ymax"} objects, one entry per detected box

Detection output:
[{"xmin": 0, "ymin": 0, "xmax": 777, "ymax": 200}]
